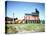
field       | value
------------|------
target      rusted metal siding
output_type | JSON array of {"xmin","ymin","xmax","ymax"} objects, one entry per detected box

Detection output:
[{"xmin": 24, "ymin": 16, "xmax": 39, "ymax": 20}]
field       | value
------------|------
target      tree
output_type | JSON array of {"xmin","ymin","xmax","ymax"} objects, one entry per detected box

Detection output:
[
  {"xmin": 14, "ymin": 18, "xmax": 18, "ymax": 21},
  {"xmin": 42, "ymin": 20, "xmax": 45, "ymax": 24}
]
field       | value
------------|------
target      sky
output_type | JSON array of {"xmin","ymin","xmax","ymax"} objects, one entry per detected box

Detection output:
[{"xmin": 5, "ymin": 1, "xmax": 45, "ymax": 20}]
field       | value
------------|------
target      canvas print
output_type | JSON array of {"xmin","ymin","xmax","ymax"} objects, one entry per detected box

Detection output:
[{"xmin": 5, "ymin": 1, "xmax": 45, "ymax": 34}]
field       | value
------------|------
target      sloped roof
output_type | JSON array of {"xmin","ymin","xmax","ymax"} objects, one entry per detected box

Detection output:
[
  {"xmin": 25, "ymin": 9, "xmax": 39, "ymax": 16},
  {"xmin": 5, "ymin": 17, "xmax": 17, "ymax": 21},
  {"xmin": 25, "ymin": 12, "xmax": 39, "ymax": 16}
]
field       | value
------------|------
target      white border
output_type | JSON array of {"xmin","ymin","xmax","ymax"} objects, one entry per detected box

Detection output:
[
  {"xmin": 0, "ymin": 0, "xmax": 46, "ymax": 35},
  {"xmin": 0, "ymin": 0, "xmax": 5, "ymax": 35}
]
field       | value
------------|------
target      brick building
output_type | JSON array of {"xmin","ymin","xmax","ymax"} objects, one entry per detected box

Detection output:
[{"xmin": 24, "ymin": 9, "xmax": 40, "ymax": 23}]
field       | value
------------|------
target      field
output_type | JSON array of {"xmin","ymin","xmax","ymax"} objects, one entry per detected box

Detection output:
[{"xmin": 5, "ymin": 23, "xmax": 45, "ymax": 34}]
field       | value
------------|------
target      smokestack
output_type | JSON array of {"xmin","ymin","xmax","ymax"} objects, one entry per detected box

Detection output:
[{"xmin": 13, "ymin": 12, "xmax": 14, "ymax": 23}]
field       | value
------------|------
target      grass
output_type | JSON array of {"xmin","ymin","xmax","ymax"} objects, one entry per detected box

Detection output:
[{"xmin": 6, "ymin": 23, "xmax": 45, "ymax": 34}]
